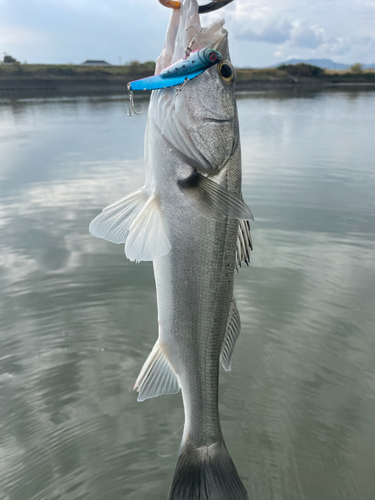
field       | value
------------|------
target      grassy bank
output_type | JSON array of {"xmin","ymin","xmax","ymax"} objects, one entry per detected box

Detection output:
[
  {"xmin": 236, "ymin": 64, "xmax": 375, "ymax": 86},
  {"xmin": 0, "ymin": 62, "xmax": 156, "ymax": 80},
  {"xmin": 1, "ymin": 62, "xmax": 374, "ymax": 91}
]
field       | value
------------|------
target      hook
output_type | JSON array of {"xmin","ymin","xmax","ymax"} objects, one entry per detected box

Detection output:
[
  {"xmin": 125, "ymin": 87, "xmax": 144, "ymax": 117},
  {"xmin": 184, "ymin": 27, "xmax": 205, "ymax": 58},
  {"xmin": 175, "ymin": 77, "xmax": 189, "ymax": 95},
  {"xmin": 184, "ymin": 39, "xmax": 195, "ymax": 59}
]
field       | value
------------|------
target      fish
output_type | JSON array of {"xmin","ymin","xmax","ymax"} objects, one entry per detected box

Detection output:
[{"xmin": 89, "ymin": 0, "xmax": 252, "ymax": 498}]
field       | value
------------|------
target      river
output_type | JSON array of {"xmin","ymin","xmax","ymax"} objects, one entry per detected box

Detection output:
[{"xmin": 1, "ymin": 88, "xmax": 375, "ymax": 500}]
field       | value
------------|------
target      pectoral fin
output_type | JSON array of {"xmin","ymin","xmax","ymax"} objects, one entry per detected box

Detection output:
[
  {"xmin": 89, "ymin": 189, "xmax": 147, "ymax": 244},
  {"xmin": 134, "ymin": 340, "xmax": 180, "ymax": 402},
  {"xmin": 178, "ymin": 171, "xmax": 253, "ymax": 220},
  {"xmin": 125, "ymin": 194, "xmax": 171, "ymax": 262},
  {"xmin": 89, "ymin": 189, "xmax": 171, "ymax": 262},
  {"xmin": 220, "ymin": 296, "xmax": 241, "ymax": 372}
]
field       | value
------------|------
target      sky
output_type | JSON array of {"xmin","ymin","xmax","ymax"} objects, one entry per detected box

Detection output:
[{"xmin": 1, "ymin": 0, "xmax": 374, "ymax": 67}]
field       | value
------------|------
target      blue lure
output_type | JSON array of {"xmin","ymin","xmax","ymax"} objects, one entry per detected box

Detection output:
[{"xmin": 128, "ymin": 47, "xmax": 222, "ymax": 92}]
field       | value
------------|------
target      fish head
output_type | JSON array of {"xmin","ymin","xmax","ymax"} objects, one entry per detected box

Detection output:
[{"xmin": 152, "ymin": 0, "xmax": 239, "ymax": 174}]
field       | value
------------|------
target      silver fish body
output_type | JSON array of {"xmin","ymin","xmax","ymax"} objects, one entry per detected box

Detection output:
[{"xmin": 89, "ymin": 1, "xmax": 252, "ymax": 498}]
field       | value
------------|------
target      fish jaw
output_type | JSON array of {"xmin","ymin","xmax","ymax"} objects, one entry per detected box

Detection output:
[{"xmin": 156, "ymin": 0, "xmax": 227, "ymax": 74}]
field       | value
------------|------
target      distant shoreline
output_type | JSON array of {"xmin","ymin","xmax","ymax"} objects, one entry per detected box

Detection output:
[
  {"xmin": 1, "ymin": 63, "xmax": 374, "ymax": 95},
  {"xmin": 1, "ymin": 81, "xmax": 374, "ymax": 96}
]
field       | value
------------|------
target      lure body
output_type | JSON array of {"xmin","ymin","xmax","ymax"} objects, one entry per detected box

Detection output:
[{"xmin": 128, "ymin": 48, "xmax": 221, "ymax": 91}]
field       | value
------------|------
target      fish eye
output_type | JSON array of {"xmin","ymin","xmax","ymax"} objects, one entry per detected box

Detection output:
[
  {"xmin": 220, "ymin": 64, "xmax": 232, "ymax": 78},
  {"xmin": 218, "ymin": 61, "xmax": 236, "ymax": 84}
]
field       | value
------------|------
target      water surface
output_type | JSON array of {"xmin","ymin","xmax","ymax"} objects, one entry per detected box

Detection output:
[{"xmin": 1, "ymin": 89, "xmax": 375, "ymax": 500}]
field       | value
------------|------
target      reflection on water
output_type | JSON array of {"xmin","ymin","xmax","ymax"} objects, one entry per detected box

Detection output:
[{"xmin": 1, "ymin": 89, "xmax": 375, "ymax": 500}]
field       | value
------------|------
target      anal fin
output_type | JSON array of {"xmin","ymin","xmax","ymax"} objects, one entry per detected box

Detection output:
[
  {"xmin": 134, "ymin": 340, "xmax": 180, "ymax": 402},
  {"xmin": 220, "ymin": 296, "xmax": 241, "ymax": 372}
]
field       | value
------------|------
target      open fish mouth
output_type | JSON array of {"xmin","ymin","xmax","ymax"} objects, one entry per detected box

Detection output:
[
  {"xmin": 155, "ymin": 0, "xmax": 230, "ymax": 73},
  {"xmin": 159, "ymin": 0, "xmax": 234, "ymax": 13}
]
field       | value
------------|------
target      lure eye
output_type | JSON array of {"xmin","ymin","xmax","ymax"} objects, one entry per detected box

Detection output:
[
  {"xmin": 218, "ymin": 61, "xmax": 236, "ymax": 84},
  {"xmin": 209, "ymin": 52, "xmax": 218, "ymax": 62}
]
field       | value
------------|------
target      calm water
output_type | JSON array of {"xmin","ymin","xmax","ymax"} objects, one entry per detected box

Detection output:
[{"xmin": 1, "ymin": 89, "xmax": 375, "ymax": 500}]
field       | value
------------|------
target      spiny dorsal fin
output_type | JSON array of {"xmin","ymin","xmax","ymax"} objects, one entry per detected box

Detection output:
[
  {"xmin": 89, "ymin": 189, "xmax": 171, "ymax": 262},
  {"xmin": 134, "ymin": 340, "xmax": 180, "ymax": 402},
  {"xmin": 178, "ymin": 171, "xmax": 254, "ymax": 221},
  {"xmin": 220, "ymin": 296, "xmax": 241, "ymax": 372},
  {"xmin": 236, "ymin": 219, "xmax": 253, "ymax": 271}
]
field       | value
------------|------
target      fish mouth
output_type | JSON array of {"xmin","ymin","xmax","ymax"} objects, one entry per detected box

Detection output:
[{"xmin": 155, "ymin": 0, "xmax": 228, "ymax": 74}]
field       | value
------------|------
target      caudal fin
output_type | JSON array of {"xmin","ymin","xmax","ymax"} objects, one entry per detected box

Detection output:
[{"xmin": 168, "ymin": 441, "xmax": 248, "ymax": 500}]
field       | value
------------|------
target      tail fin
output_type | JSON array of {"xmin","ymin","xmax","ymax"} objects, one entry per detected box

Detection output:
[{"xmin": 168, "ymin": 441, "xmax": 248, "ymax": 500}]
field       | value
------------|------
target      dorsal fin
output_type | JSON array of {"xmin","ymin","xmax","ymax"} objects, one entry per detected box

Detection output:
[
  {"xmin": 236, "ymin": 219, "xmax": 253, "ymax": 271},
  {"xmin": 134, "ymin": 340, "xmax": 181, "ymax": 402},
  {"xmin": 220, "ymin": 296, "xmax": 241, "ymax": 372}
]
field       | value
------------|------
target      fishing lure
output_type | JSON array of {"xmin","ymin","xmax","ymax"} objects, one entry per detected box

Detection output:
[{"xmin": 126, "ymin": 47, "xmax": 222, "ymax": 115}]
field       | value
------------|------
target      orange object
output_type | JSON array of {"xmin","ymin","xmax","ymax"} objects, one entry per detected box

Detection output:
[
  {"xmin": 158, "ymin": 0, "xmax": 181, "ymax": 8},
  {"xmin": 158, "ymin": 0, "xmax": 234, "ymax": 12}
]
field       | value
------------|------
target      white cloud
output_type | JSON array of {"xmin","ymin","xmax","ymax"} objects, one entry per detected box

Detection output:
[
  {"xmin": 236, "ymin": 17, "xmax": 327, "ymax": 50},
  {"xmin": 0, "ymin": 0, "xmax": 374, "ymax": 66},
  {"xmin": 237, "ymin": 19, "xmax": 293, "ymax": 44},
  {"xmin": 354, "ymin": 0, "xmax": 375, "ymax": 7},
  {"xmin": 289, "ymin": 21, "xmax": 326, "ymax": 49},
  {"xmin": 0, "ymin": 24, "xmax": 44, "ymax": 45}
]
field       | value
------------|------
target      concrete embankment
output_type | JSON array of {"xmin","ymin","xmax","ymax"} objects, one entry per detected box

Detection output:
[{"xmin": 1, "ymin": 75, "xmax": 375, "ymax": 95}]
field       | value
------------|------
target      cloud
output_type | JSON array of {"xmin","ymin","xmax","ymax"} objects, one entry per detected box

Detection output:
[
  {"xmin": 0, "ymin": 0, "xmax": 375, "ymax": 66},
  {"xmin": 237, "ymin": 19, "xmax": 293, "ymax": 44},
  {"xmin": 354, "ymin": 0, "xmax": 375, "ymax": 8},
  {"xmin": 233, "ymin": 7, "xmax": 375, "ymax": 65},
  {"xmin": 273, "ymin": 32, "xmax": 375, "ymax": 64},
  {"xmin": 236, "ymin": 18, "xmax": 326, "ymax": 49},
  {"xmin": 0, "ymin": 23, "xmax": 44, "ymax": 45},
  {"xmin": 289, "ymin": 21, "xmax": 326, "ymax": 49}
]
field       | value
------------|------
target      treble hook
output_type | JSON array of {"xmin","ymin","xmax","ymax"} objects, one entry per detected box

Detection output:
[
  {"xmin": 175, "ymin": 77, "xmax": 189, "ymax": 95},
  {"xmin": 125, "ymin": 85, "xmax": 144, "ymax": 117},
  {"xmin": 184, "ymin": 26, "xmax": 204, "ymax": 58}
]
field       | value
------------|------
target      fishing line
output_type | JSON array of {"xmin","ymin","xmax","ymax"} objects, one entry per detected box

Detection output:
[
  {"xmin": 156, "ymin": 87, "xmax": 180, "ymax": 151},
  {"xmin": 231, "ymin": 0, "xmax": 238, "ymax": 65},
  {"xmin": 157, "ymin": 423, "xmax": 184, "ymax": 458},
  {"xmin": 155, "ymin": 29, "xmax": 199, "ymax": 152}
]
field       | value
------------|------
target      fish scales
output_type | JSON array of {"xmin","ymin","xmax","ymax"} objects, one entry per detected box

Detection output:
[{"xmin": 89, "ymin": 0, "xmax": 252, "ymax": 498}]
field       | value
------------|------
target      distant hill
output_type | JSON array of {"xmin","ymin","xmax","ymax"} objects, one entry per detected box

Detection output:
[{"xmin": 273, "ymin": 58, "xmax": 375, "ymax": 70}]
